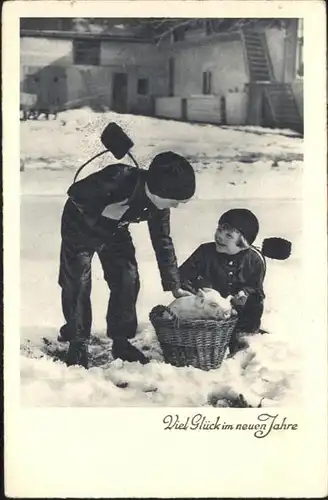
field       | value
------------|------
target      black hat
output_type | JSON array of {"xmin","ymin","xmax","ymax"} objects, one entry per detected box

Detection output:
[
  {"xmin": 147, "ymin": 152, "xmax": 196, "ymax": 200},
  {"xmin": 219, "ymin": 208, "xmax": 259, "ymax": 245}
]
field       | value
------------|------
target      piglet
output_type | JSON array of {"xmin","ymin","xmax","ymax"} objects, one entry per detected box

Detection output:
[{"xmin": 168, "ymin": 287, "xmax": 233, "ymax": 321}]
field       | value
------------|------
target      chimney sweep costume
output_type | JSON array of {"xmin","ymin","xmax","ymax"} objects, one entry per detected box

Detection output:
[
  {"xmin": 58, "ymin": 152, "xmax": 195, "ymax": 368},
  {"xmin": 179, "ymin": 209, "xmax": 265, "ymax": 353}
]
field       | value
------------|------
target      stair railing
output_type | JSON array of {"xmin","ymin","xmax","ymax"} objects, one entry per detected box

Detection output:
[
  {"xmin": 239, "ymin": 29, "xmax": 251, "ymax": 81},
  {"xmin": 260, "ymin": 32, "xmax": 275, "ymax": 82},
  {"xmin": 240, "ymin": 28, "xmax": 273, "ymax": 83},
  {"xmin": 263, "ymin": 86, "xmax": 277, "ymax": 126},
  {"xmin": 284, "ymin": 83, "xmax": 302, "ymax": 122}
]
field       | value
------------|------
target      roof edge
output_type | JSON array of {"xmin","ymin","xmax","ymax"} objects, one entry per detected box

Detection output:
[{"xmin": 20, "ymin": 29, "xmax": 154, "ymax": 43}]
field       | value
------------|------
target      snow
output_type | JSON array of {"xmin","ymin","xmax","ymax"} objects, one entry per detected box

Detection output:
[{"xmin": 20, "ymin": 108, "xmax": 303, "ymax": 407}]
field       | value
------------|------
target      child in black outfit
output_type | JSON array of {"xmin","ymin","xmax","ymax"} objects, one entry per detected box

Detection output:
[
  {"xmin": 178, "ymin": 208, "xmax": 266, "ymax": 353},
  {"xmin": 58, "ymin": 151, "xmax": 196, "ymax": 368}
]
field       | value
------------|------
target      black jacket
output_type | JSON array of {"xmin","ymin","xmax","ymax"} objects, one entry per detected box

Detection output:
[
  {"xmin": 67, "ymin": 164, "xmax": 181, "ymax": 291},
  {"xmin": 179, "ymin": 242, "xmax": 266, "ymax": 300}
]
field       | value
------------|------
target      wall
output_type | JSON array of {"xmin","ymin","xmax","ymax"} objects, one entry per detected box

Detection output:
[
  {"xmin": 100, "ymin": 40, "xmax": 160, "ymax": 66},
  {"xmin": 186, "ymin": 95, "xmax": 223, "ymax": 123},
  {"xmin": 283, "ymin": 19, "xmax": 298, "ymax": 83},
  {"xmin": 163, "ymin": 38, "xmax": 248, "ymax": 98},
  {"xmin": 20, "ymin": 37, "xmax": 72, "ymax": 109},
  {"xmin": 155, "ymin": 97, "xmax": 183, "ymax": 119},
  {"xmin": 65, "ymin": 64, "xmax": 159, "ymax": 114},
  {"xmin": 101, "ymin": 40, "xmax": 167, "ymax": 113},
  {"xmin": 21, "ymin": 33, "xmax": 265, "ymax": 120},
  {"xmin": 245, "ymin": 83, "xmax": 265, "ymax": 126},
  {"xmin": 127, "ymin": 66, "xmax": 167, "ymax": 115},
  {"xmin": 20, "ymin": 37, "xmax": 159, "ymax": 69},
  {"xmin": 282, "ymin": 20, "xmax": 303, "ymax": 120},
  {"xmin": 20, "ymin": 35, "xmax": 164, "ymax": 114},
  {"xmin": 20, "ymin": 36, "xmax": 72, "ymax": 74},
  {"xmin": 225, "ymin": 91, "xmax": 248, "ymax": 125},
  {"xmin": 65, "ymin": 65, "xmax": 114, "ymax": 109},
  {"xmin": 154, "ymin": 95, "xmax": 226, "ymax": 124},
  {"xmin": 265, "ymin": 27, "xmax": 286, "ymax": 82},
  {"xmin": 291, "ymin": 80, "xmax": 303, "ymax": 119}
]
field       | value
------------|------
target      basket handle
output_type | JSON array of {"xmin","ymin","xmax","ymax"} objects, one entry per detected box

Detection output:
[{"xmin": 149, "ymin": 305, "xmax": 180, "ymax": 325}]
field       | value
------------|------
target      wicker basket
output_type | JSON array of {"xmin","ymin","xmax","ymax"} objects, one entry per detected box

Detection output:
[{"xmin": 149, "ymin": 305, "xmax": 238, "ymax": 371}]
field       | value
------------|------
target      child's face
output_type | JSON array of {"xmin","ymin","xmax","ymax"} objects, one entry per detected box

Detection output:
[
  {"xmin": 145, "ymin": 184, "xmax": 189, "ymax": 210},
  {"xmin": 215, "ymin": 223, "xmax": 243, "ymax": 255}
]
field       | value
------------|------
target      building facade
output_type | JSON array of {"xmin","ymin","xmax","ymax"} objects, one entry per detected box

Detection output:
[
  {"xmin": 20, "ymin": 18, "xmax": 303, "ymax": 132},
  {"xmin": 20, "ymin": 26, "xmax": 166, "ymax": 115},
  {"xmin": 155, "ymin": 19, "xmax": 303, "ymax": 132}
]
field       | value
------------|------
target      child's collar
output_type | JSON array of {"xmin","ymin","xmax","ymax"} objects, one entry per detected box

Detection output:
[
  {"xmin": 125, "ymin": 169, "xmax": 148, "ymax": 207},
  {"xmin": 215, "ymin": 246, "xmax": 249, "ymax": 258}
]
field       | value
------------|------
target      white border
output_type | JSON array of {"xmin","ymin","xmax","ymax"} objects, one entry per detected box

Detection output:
[{"xmin": 3, "ymin": 1, "xmax": 328, "ymax": 497}]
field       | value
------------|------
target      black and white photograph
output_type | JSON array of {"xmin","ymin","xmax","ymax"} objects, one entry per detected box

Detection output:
[
  {"xmin": 3, "ymin": 1, "xmax": 327, "ymax": 497},
  {"xmin": 19, "ymin": 15, "xmax": 304, "ymax": 407}
]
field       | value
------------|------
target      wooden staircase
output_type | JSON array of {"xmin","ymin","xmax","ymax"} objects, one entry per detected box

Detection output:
[
  {"xmin": 242, "ymin": 30, "xmax": 273, "ymax": 82},
  {"xmin": 242, "ymin": 29, "xmax": 303, "ymax": 134},
  {"xmin": 263, "ymin": 83, "xmax": 303, "ymax": 134}
]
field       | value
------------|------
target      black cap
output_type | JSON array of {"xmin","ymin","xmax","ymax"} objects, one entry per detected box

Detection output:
[
  {"xmin": 219, "ymin": 208, "xmax": 259, "ymax": 245},
  {"xmin": 147, "ymin": 152, "xmax": 196, "ymax": 201}
]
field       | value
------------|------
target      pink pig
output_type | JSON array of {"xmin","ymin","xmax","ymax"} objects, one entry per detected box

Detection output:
[{"xmin": 168, "ymin": 287, "xmax": 233, "ymax": 320}]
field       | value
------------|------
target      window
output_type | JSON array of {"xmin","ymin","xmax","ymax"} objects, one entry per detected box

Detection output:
[
  {"xmin": 137, "ymin": 78, "xmax": 149, "ymax": 95},
  {"xmin": 202, "ymin": 71, "xmax": 212, "ymax": 95},
  {"xmin": 73, "ymin": 39, "xmax": 100, "ymax": 65},
  {"xmin": 296, "ymin": 19, "xmax": 303, "ymax": 78}
]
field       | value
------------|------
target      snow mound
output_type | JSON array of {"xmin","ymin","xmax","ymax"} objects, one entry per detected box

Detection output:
[
  {"xmin": 21, "ymin": 107, "xmax": 303, "ymax": 171},
  {"xmin": 20, "ymin": 330, "xmax": 301, "ymax": 407}
]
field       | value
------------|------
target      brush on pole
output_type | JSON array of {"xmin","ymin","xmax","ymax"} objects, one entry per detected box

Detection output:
[
  {"xmin": 260, "ymin": 237, "xmax": 292, "ymax": 260},
  {"xmin": 73, "ymin": 122, "xmax": 138, "ymax": 183}
]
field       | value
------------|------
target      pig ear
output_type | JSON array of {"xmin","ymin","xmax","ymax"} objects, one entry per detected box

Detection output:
[
  {"xmin": 201, "ymin": 287, "xmax": 212, "ymax": 293},
  {"xmin": 197, "ymin": 289, "xmax": 206, "ymax": 297}
]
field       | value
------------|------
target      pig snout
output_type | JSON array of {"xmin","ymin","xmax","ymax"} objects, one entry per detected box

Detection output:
[{"xmin": 204, "ymin": 303, "xmax": 232, "ymax": 320}]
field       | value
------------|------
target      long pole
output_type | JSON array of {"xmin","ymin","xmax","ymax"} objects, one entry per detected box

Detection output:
[
  {"xmin": 127, "ymin": 151, "xmax": 140, "ymax": 169},
  {"xmin": 73, "ymin": 149, "xmax": 109, "ymax": 183}
]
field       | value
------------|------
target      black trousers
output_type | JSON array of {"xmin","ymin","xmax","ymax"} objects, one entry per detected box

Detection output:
[
  {"xmin": 229, "ymin": 294, "xmax": 264, "ymax": 353},
  {"xmin": 235, "ymin": 294, "xmax": 264, "ymax": 333},
  {"xmin": 58, "ymin": 200, "xmax": 140, "ymax": 341}
]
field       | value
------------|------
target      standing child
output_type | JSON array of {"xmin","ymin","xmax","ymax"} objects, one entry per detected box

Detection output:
[
  {"xmin": 58, "ymin": 151, "xmax": 195, "ymax": 368},
  {"xmin": 178, "ymin": 208, "xmax": 266, "ymax": 352}
]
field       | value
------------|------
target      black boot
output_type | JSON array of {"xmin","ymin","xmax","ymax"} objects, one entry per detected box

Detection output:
[
  {"xmin": 66, "ymin": 340, "xmax": 89, "ymax": 369},
  {"xmin": 229, "ymin": 335, "xmax": 250, "ymax": 356},
  {"xmin": 112, "ymin": 338, "xmax": 149, "ymax": 365},
  {"xmin": 58, "ymin": 324, "xmax": 73, "ymax": 343}
]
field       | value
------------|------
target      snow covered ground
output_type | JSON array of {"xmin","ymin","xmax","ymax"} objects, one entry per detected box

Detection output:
[{"xmin": 20, "ymin": 108, "xmax": 303, "ymax": 407}]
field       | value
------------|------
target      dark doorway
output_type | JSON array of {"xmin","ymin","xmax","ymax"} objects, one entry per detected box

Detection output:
[{"xmin": 112, "ymin": 73, "xmax": 128, "ymax": 113}]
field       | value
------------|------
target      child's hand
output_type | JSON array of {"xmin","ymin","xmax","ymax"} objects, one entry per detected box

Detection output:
[
  {"xmin": 231, "ymin": 290, "xmax": 248, "ymax": 307},
  {"xmin": 171, "ymin": 288, "xmax": 194, "ymax": 299}
]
